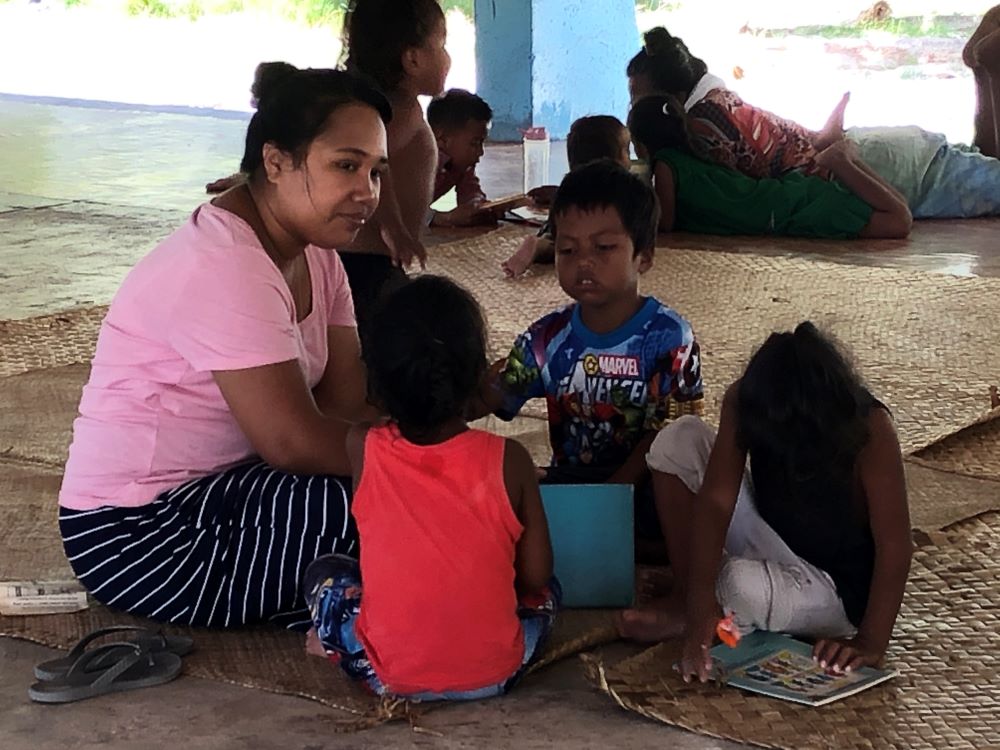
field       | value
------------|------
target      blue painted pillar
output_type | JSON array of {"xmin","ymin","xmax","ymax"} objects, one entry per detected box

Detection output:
[{"xmin": 474, "ymin": 0, "xmax": 638, "ymax": 141}]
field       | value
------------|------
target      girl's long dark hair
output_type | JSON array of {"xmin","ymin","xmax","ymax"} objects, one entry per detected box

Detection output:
[{"xmin": 737, "ymin": 322, "xmax": 873, "ymax": 487}]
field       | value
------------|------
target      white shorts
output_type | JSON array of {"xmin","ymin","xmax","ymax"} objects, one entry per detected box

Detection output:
[{"xmin": 646, "ymin": 416, "xmax": 856, "ymax": 640}]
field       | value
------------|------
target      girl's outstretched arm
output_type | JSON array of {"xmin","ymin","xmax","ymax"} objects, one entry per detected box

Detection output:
[
  {"xmin": 652, "ymin": 162, "xmax": 678, "ymax": 232},
  {"xmin": 503, "ymin": 438, "xmax": 553, "ymax": 597},
  {"xmin": 816, "ymin": 141, "xmax": 913, "ymax": 239},
  {"xmin": 679, "ymin": 385, "xmax": 746, "ymax": 682},
  {"xmin": 813, "ymin": 408, "xmax": 911, "ymax": 672}
]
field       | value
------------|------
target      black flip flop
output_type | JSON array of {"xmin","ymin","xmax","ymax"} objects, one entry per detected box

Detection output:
[
  {"xmin": 28, "ymin": 641, "xmax": 183, "ymax": 704},
  {"xmin": 34, "ymin": 625, "xmax": 194, "ymax": 681}
]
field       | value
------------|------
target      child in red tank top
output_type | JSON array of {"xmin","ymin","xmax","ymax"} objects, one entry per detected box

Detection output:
[{"xmin": 303, "ymin": 275, "xmax": 559, "ymax": 700}]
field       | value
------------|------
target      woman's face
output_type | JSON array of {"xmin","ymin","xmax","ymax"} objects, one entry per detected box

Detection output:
[{"xmin": 271, "ymin": 103, "xmax": 388, "ymax": 250}]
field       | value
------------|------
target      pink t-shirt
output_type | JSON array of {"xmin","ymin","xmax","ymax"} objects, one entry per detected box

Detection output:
[{"xmin": 59, "ymin": 203, "xmax": 356, "ymax": 511}]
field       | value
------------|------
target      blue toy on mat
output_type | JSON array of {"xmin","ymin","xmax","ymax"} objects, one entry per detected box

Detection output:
[{"xmin": 539, "ymin": 484, "xmax": 635, "ymax": 608}]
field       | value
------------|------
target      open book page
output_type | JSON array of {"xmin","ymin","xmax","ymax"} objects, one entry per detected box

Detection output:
[{"xmin": 710, "ymin": 631, "xmax": 898, "ymax": 706}]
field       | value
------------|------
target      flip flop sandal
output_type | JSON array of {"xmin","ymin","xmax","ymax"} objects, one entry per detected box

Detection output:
[
  {"xmin": 34, "ymin": 625, "xmax": 194, "ymax": 681},
  {"xmin": 28, "ymin": 641, "xmax": 183, "ymax": 704}
]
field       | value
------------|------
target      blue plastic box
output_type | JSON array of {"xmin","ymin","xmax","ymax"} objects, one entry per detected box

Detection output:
[{"xmin": 539, "ymin": 483, "xmax": 635, "ymax": 608}]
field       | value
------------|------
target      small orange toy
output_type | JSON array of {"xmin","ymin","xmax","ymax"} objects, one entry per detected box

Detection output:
[{"xmin": 716, "ymin": 613, "xmax": 741, "ymax": 648}]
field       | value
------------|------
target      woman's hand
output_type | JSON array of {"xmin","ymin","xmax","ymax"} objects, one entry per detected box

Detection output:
[
  {"xmin": 205, "ymin": 172, "xmax": 245, "ymax": 194},
  {"xmin": 679, "ymin": 609, "xmax": 720, "ymax": 683},
  {"xmin": 812, "ymin": 635, "xmax": 885, "ymax": 673}
]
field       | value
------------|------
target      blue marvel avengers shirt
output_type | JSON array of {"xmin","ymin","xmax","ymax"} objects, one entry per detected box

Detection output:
[{"xmin": 496, "ymin": 297, "xmax": 703, "ymax": 468}]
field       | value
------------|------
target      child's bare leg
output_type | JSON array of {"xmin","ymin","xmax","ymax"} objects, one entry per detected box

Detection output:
[
  {"xmin": 965, "ymin": 7, "xmax": 1000, "ymax": 157},
  {"xmin": 617, "ymin": 471, "xmax": 693, "ymax": 642},
  {"xmin": 502, "ymin": 235, "xmax": 554, "ymax": 278},
  {"xmin": 812, "ymin": 92, "xmax": 850, "ymax": 151}
]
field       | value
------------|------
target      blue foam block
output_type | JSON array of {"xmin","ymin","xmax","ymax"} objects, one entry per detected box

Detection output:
[{"xmin": 539, "ymin": 483, "xmax": 635, "ymax": 608}]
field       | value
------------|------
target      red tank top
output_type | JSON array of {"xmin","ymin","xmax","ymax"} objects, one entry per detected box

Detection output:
[{"xmin": 353, "ymin": 425, "xmax": 525, "ymax": 694}]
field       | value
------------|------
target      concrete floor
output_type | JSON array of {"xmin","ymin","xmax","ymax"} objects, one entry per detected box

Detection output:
[{"xmin": 1, "ymin": 98, "xmax": 999, "ymax": 749}]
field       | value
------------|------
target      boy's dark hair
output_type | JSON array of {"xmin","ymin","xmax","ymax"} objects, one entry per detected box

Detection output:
[
  {"xmin": 240, "ymin": 65, "xmax": 392, "ymax": 175},
  {"xmin": 341, "ymin": 0, "xmax": 446, "ymax": 92},
  {"xmin": 737, "ymin": 321, "xmax": 873, "ymax": 496},
  {"xmin": 427, "ymin": 88, "xmax": 493, "ymax": 132},
  {"xmin": 365, "ymin": 276, "xmax": 488, "ymax": 437},
  {"xmin": 550, "ymin": 159, "xmax": 660, "ymax": 255},
  {"xmin": 626, "ymin": 27, "xmax": 708, "ymax": 97},
  {"xmin": 627, "ymin": 94, "xmax": 700, "ymax": 158},
  {"xmin": 566, "ymin": 115, "xmax": 630, "ymax": 170}
]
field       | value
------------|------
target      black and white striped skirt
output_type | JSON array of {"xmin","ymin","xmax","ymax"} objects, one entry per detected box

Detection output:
[{"xmin": 59, "ymin": 460, "xmax": 355, "ymax": 631}]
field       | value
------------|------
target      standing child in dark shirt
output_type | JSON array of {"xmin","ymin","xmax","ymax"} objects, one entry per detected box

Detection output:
[{"xmin": 621, "ymin": 322, "xmax": 911, "ymax": 682}]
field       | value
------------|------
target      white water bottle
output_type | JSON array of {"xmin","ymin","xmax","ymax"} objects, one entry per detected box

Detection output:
[{"xmin": 522, "ymin": 126, "xmax": 550, "ymax": 193}]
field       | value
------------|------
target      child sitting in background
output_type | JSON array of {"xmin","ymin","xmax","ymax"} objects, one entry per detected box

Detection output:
[
  {"xmin": 427, "ymin": 88, "xmax": 499, "ymax": 227},
  {"xmin": 482, "ymin": 160, "xmax": 704, "ymax": 549},
  {"xmin": 304, "ymin": 275, "xmax": 558, "ymax": 700},
  {"xmin": 620, "ymin": 322, "xmax": 911, "ymax": 682},
  {"xmin": 627, "ymin": 95, "xmax": 913, "ymax": 240},
  {"xmin": 502, "ymin": 115, "xmax": 633, "ymax": 277},
  {"xmin": 338, "ymin": 0, "xmax": 451, "ymax": 330}
]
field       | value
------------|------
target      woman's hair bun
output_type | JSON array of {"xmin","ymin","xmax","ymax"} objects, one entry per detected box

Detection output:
[
  {"xmin": 251, "ymin": 61, "xmax": 299, "ymax": 109},
  {"xmin": 643, "ymin": 27, "xmax": 675, "ymax": 56}
]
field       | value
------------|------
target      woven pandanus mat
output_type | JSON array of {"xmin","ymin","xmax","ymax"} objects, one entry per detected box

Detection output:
[
  {"xmin": 586, "ymin": 511, "xmax": 1000, "ymax": 750},
  {"xmin": 0, "ymin": 457, "xmax": 618, "ymax": 730},
  {"xmin": 0, "ymin": 364, "xmax": 87, "ymax": 469},
  {"xmin": 911, "ymin": 407, "xmax": 1000, "ymax": 482},
  {"xmin": 424, "ymin": 227, "xmax": 1000, "ymax": 455},
  {"xmin": 0, "ymin": 595, "xmax": 617, "ymax": 731},
  {"xmin": 5, "ymin": 228, "xmax": 999, "ymax": 454},
  {"xmin": 0, "ymin": 306, "xmax": 106, "ymax": 377}
]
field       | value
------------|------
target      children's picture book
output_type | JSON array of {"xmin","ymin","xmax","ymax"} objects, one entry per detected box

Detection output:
[
  {"xmin": 708, "ymin": 631, "xmax": 899, "ymax": 707},
  {"xmin": 508, "ymin": 204, "xmax": 549, "ymax": 226}
]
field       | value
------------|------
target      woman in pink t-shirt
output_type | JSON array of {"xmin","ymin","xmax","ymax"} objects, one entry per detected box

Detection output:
[{"xmin": 58, "ymin": 66, "xmax": 391, "ymax": 629}]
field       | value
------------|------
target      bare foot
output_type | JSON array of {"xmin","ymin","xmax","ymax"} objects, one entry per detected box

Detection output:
[
  {"xmin": 501, "ymin": 235, "xmax": 539, "ymax": 278},
  {"xmin": 813, "ymin": 92, "xmax": 850, "ymax": 151},
  {"xmin": 305, "ymin": 627, "xmax": 328, "ymax": 658},
  {"xmin": 616, "ymin": 598, "xmax": 686, "ymax": 643}
]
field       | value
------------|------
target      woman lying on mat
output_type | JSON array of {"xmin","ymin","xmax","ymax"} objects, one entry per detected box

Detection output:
[
  {"xmin": 628, "ymin": 95, "xmax": 913, "ymax": 240},
  {"xmin": 628, "ymin": 25, "xmax": 1000, "ymax": 220},
  {"xmin": 619, "ymin": 322, "xmax": 912, "ymax": 680},
  {"xmin": 58, "ymin": 68, "xmax": 389, "ymax": 630}
]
